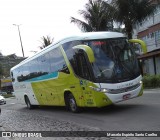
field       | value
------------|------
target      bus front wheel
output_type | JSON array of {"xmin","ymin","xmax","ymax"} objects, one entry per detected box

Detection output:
[
  {"xmin": 67, "ymin": 94, "xmax": 80, "ymax": 113},
  {"xmin": 25, "ymin": 96, "xmax": 33, "ymax": 109}
]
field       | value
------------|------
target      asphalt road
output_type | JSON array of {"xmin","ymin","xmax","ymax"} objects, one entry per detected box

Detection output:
[{"xmin": 0, "ymin": 89, "xmax": 160, "ymax": 140}]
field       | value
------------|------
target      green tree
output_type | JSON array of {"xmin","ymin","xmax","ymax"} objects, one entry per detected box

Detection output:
[
  {"xmin": 70, "ymin": 0, "xmax": 113, "ymax": 32},
  {"xmin": 0, "ymin": 64, "xmax": 3, "ymax": 78},
  {"xmin": 110, "ymin": 0, "xmax": 160, "ymax": 39},
  {"xmin": 39, "ymin": 35, "xmax": 54, "ymax": 49}
]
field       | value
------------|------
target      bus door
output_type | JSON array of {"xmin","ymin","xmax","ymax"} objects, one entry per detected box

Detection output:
[{"xmin": 75, "ymin": 50, "xmax": 95, "ymax": 107}]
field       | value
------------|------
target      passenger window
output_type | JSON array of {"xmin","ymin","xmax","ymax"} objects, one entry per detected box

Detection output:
[
  {"xmin": 38, "ymin": 53, "xmax": 51, "ymax": 75},
  {"xmin": 17, "ymin": 67, "xmax": 24, "ymax": 82},
  {"xmin": 49, "ymin": 48, "xmax": 69, "ymax": 74},
  {"xmin": 74, "ymin": 51, "xmax": 91, "ymax": 80},
  {"xmin": 62, "ymin": 41, "xmax": 81, "ymax": 75},
  {"xmin": 21, "ymin": 63, "xmax": 30, "ymax": 81}
]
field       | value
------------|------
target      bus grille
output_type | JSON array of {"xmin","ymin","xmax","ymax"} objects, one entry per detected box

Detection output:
[{"xmin": 108, "ymin": 83, "xmax": 141, "ymax": 94}]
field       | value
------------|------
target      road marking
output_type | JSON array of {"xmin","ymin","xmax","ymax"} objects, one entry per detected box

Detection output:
[{"xmin": 10, "ymin": 103, "xmax": 15, "ymax": 104}]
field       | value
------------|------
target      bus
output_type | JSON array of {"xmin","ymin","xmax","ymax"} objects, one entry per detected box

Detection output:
[
  {"xmin": 10, "ymin": 32, "xmax": 147, "ymax": 112},
  {"xmin": 0, "ymin": 78, "xmax": 13, "ymax": 94}
]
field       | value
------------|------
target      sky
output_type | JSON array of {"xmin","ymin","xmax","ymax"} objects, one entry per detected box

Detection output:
[{"xmin": 0, "ymin": 0, "xmax": 87, "ymax": 57}]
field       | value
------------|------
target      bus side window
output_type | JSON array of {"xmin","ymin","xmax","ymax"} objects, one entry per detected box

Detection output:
[
  {"xmin": 38, "ymin": 53, "xmax": 51, "ymax": 75},
  {"xmin": 62, "ymin": 41, "xmax": 82, "ymax": 75},
  {"xmin": 11, "ymin": 72, "xmax": 15, "ymax": 82},
  {"xmin": 74, "ymin": 50, "xmax": 91, "ymax": 80},
  {"xmin": 17, "ymin": 67, "xmax": 24, "ymax": 82},
  {"xmin": 49, "ymin": 48, "xmax": 70, "ymax": 74}
]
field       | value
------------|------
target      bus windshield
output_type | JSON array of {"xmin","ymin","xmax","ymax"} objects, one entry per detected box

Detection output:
[{"xmin": 83, "ymin": 38, "xmax": 140, "ymax": 83}]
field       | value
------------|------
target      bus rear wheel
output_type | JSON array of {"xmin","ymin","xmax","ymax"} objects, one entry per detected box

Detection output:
[
  {"xmin": 67, "ymin": 94, "xmax": 80, "ymax": 113},
  {"xmin": 25, "ymin": 96, "xmax": 33, "ymax": 109}
]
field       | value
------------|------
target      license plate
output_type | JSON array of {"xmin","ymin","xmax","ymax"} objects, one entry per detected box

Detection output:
[{"xmin": 123, "ymin": 93, "xmax": 131, "ymax": 100}]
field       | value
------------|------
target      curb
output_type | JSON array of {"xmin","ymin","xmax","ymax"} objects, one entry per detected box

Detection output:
[
  {"xmin": 144, "ymin": 88, "xmax": 160, "ymax": 93},
  {"xmin": 144, "ymin": 88, "xmax": 160, "ymax": 91},
  {"xmin": 144, "ymin": 88, "xmax": 160, "ymax": 90}
]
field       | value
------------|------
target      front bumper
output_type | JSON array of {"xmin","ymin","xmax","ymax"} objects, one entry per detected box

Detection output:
[{"xmin": 105, "ymin": 83, "xmax": 143, "ymax": 104}]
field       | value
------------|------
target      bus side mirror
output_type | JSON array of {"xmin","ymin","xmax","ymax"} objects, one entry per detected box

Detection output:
[
  {"xmin": 11, "ymin": 72, "xmax": 15, "ymax": 82},
  {"xmin": 12, "ymin": 78, "xmax": 15, "ymax": 82},
  {"xmin": 73, "ymin": 45, "xmax": 95, "ymax": 63},
  {"xmin": 129, "ymin": 39, "xmax": 147, "ymax": 54}
]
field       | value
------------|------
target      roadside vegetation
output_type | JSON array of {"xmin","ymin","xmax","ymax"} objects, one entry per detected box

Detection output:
[
  {"xmin": 71, "ymin": 0, "xmax": 160, "ymax": 39},
  {"xmin": 142, "ymin": 75, "xmax": 160, "ymax": 88},
  {"xmin": 2, "ymin": 94, "xmax": 15, "ymax": 98},
  {"xmin": 39, "ymin": 35, "xmax": 54, "ymax": 49}
]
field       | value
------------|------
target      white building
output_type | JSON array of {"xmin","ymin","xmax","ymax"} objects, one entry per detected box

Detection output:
[{"xmin": 135, "ymin": 4, "xmax": 160, "ymax": 75}]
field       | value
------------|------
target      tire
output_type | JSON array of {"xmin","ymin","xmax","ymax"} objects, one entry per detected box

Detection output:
[
  {"xmin": 25, "ymin": 96, "xmax": 33, "ymax": 109},
  {"xmin": 67, "ymin": 94, "xmax": 80, "ymax": 113}
]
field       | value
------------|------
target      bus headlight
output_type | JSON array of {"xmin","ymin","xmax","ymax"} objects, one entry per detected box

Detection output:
[
  {"xmin": 100, "ymin": 88, "xmax": 108, "ymax": 92},
  {"xmin": 89, "ymin": 86, "xmax": 108, "ymax": 93}
]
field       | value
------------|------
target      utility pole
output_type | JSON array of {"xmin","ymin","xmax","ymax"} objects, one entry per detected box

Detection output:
[{"xmin": 13, "ymin": 24, "xmax": 25, "ymax": 57}]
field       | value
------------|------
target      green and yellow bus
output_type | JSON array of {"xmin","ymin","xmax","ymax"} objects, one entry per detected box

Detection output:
[{"xmin": 10, "ymin": 32, "xmax": 147, "ymax": 112}]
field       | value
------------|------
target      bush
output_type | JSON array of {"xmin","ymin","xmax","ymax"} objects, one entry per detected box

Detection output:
[
  {"xmin": 2, "ymin": 94, "xmax": 15, "ymax": 98},
  {"xmin": 142, "ymin": 75, "xmax": 160, "ymax": 88}
]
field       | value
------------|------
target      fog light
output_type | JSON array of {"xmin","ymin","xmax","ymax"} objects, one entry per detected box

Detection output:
[{"xmin": 89, "ymin": 86, "xmax": 108, "ymax": 92}]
